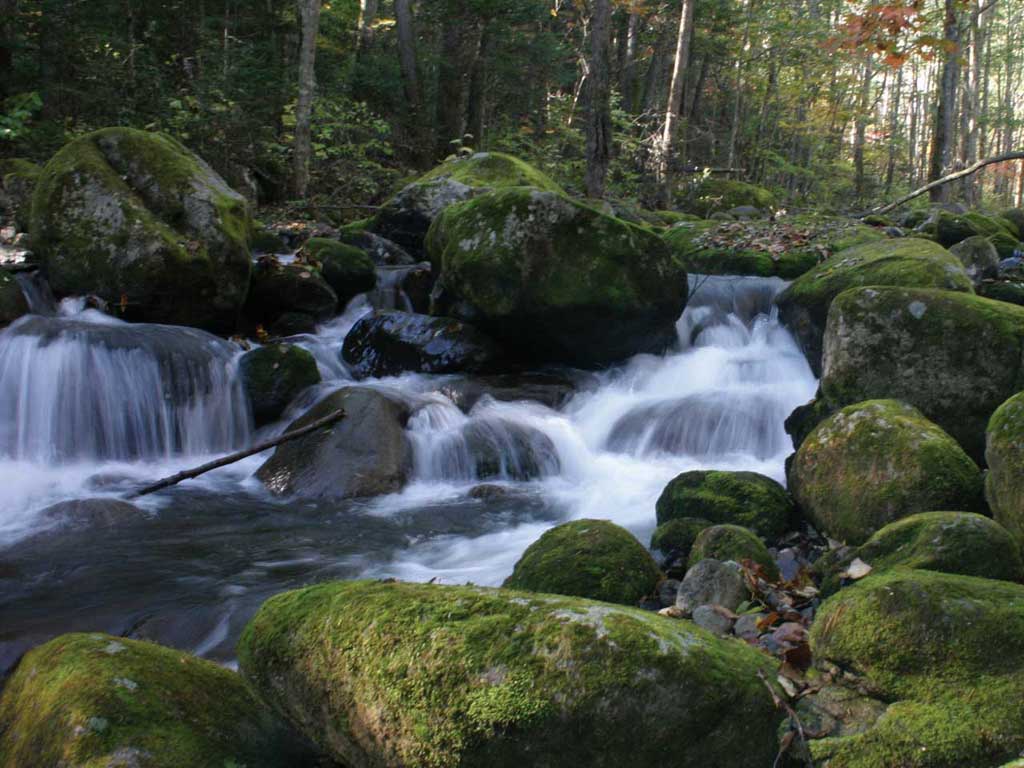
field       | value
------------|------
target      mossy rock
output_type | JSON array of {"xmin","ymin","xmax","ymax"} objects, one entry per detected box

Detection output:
[
  {"xmin": 949, "ymin": 235, "xmax": 999, "ymax": 285},
  {"xmin": 650, "ymin": 517, "xmax": 712, "ymax": 558},
  {"xmin": 239, "ymin": 343, "xmax": 320, "ymax": 426},
  {"xmin": 776, "ymin": 238, "xmax": 973, "ymax": 375},
  {"xmin": 0, "ymin": 158, "xmax": 41, "ymax": 232},
  {"xmin": 427, "ymin": 188, "xmax": 688, "ymax": 367},
  {"xmin": 372, "ymin": 152, "xmax": 563, "ymax": 257},
  {"xmin": 816, "ymin": 511, "xmax": 1024, "ymax": 595},
  {"xmin": 805, "ymin": 568, "xmax": 1024, "ymax": 767},
  {"xmin": 989, "ymin": 231, "xmax": 1022, "ymax": 259},
  {"xmin": 245, "ymin": 260, "xmax": 338, "ymax": 327},
  {"xmin": 0, "ymin": 632, "xmax": 310, "ymax": 768},
  {"xmin": 789, "ymin": 400, "xmax": 984, "ymax": 545},
  {"xmin": 0, "ymin": 270, "xmax": 28, "ymax": 326},
  {"xmin": 688, "ymin": 524, "xmax": 779, "ymax": 579},
  {"xmin": 303, "ymin": 237, "xmax": 377, "ymax": 306},
  {"xmin": 1000, "ymin": 208, "xmax": 1024, "ymax": 239},
  {"xmin": 978, "ymin": 278, "xmax": 1024, "ymax": 307},
  {"xmin": 987, "ymin": 391, "xmax": 1024, "ymax": 546},
  {"xmin": 662, "ymin": 214, "xmax": 881, "ymax": 280},
  {"xmin": 820, "ymin": 286, "xmax": 1024, "ymax": 461},
  {"xmin": 238, "ymin": 579, "xmax": 783, "ymax": 768},
  {"xmin": 503, "ymin": 519, "xmax": 661, "ymax": 605},
  {"xmin": 29, "ymin": 128, "xmax": 252, "ymax": 330},
  {"xmin": 862, "ymin": 214, "xmax": 894, "ymax": 227},
  {"xmin": 680, "ymin": 178, "xmax": 776, "ymax": 218},
  {"xmin": 250, "ymin": 227, "xmax": 284, "ymax": 254},
  {"xmin": 655, "ymin": 210, "xmax": 703, "ymax": 226},
  {"xmin": 655, "ymin": 470, "xmax": 794, "ymax": 539},
  {"xmin": 784, "ymin": 394, "xmax": 835, "ymax": 452}
]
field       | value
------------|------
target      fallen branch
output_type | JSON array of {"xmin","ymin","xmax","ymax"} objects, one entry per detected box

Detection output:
[
  {"xmin": 758, "ymin": 669, "xmax": 815, "ymax": 768},
  {"xmin": 124, "ymin": 408, "xmax": 346, "ymax": 499},
  {"xmin": 861, "ymin": 150, "xmax": 1024, "ymax": 217}
]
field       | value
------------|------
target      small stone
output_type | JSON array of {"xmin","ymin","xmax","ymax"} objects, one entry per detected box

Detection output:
[
  {"xmin": 658, "ymin": 606, "xmax": 686, "ymax": 619},
  {"xmin": 87, "ymin": 716, "xmax": 109, "ymax": 733},
  {"xmin": 734, "ymin": 612, "xmax": 766, "ymax": 641},
  {"xmin": 675, "ymin": 559, "xmax": 748, "ymax": 616},
  {"xmin": 103, "ymin": 641, "xmax": 126, "ymax": 655},
  {"xmin": 692, "ymin": 605, "xmax": 735, "ymax": 635}
]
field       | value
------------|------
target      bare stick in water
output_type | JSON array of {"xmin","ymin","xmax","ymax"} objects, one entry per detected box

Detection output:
[{"xmin": 125, "ymin": 409, "xmax": 346, "ymax": 499}]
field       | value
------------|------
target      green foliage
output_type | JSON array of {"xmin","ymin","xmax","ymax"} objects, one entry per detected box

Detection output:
[{"xmin": 0, "ymin": 93, "xmax": 43, "ymax": 143}]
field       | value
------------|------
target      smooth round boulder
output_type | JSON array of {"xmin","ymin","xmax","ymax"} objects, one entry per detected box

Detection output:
[
  {"xmin": 372, "ymin": 152, "xmax": 564, "ymax": 257},
  {"xmin": 503, "ymin": 519, "xmax": 660, "ymax": 605},
  {"xmin": 805, "ymin": 569, "xmax": 1024, "ymax": 767},
  {"xmin": 688, "ymin": 524, "xmax": 779, "ymax": 578},
  {"xmin": 245, "ymin": 260, "xmax": 338, "ymax": 327},
  {"xmin": 29, "ymin": 128, "xmax": 252, "ymax": 329},
  {"xmin": 0, "ymin": 633, "xmax": 309, "ymax": 768},
  {"xmin": 816, "ymin": 511, "xmax": 1024, "ymax": 595},
  {"xmin": 789, "ymin": 400, "xmax": 985, "ymax": 544},
  {"xmin": 820, "ymin": 286, "xmax": 1024, "ymax": 460},
  {"xmin": 238, "ymin": 580, "xmax": 782, "ymax": 768},
  {"xmin": 655, "ymin": 470, "xmax": 794, "ymax": 540},
  {"xmin": 256, "ymin": 387, "xmax": 412, "ymax": 499},
  {"xmin": 0, "ymin": 158, "xmax": 40, "ymax": 232},
  {"xmin": 674, "ymin": 558, "xmax": 749, "ymax": 615},
  {"xmin": 40, "ymin": 498, "xmax": 145, "ymax": 529},
  {"xmin": 342, "ymin": 310, "xmax": 505, "ymax": 379},
  {"xmin": 949, "ymin": 235, "xmax": 999, "ymax": 285},
  {"xmin": 427, "ymin": 188, "xmax": 688, "ymax": 367},
  {"xmin": 776, "ymin": 238, "xmax": 973, "ymax": 374},
  {"xmin": 303, "ymin": 237, "xmax": 377, "ymax": 306},
  {"xmin": 987, "ymin": 391, "xmax": 1024, "ymax": 544},
  {"xmin": 239, "ymin": 343, "xmax": 320, "ymax": 426}
]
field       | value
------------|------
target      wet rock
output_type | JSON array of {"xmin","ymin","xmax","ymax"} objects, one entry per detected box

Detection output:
[
  {"xmin": 29, "ymin": 128, "xmax": 252, "ymax": 330},
  {"xmin": 503, "ymin": 519, "xmax": 661, "ymax": 605},
  {"xmin": 238, "ymin": 579, "xmax": 783, "ymax": 767},
  {"xmin": 0, "ymin": 269, "xmax": 28, "ymax": 326},
  {"xmin": 342, "ymin": 310, "xmax": 505, "ymax": 379},
  {"xmin": 302, "ymin": 237, "xmax": 377, "ymax": 306},
  {"xmin": 950, "ymin": 235, "xmax": 999, "ymax": 285},
  {"xmin": 340, "ymin": 229, "xmax": 416, "ymax": 266},
  {"xmin": 239, "ymin": 343, "xmax": 320, "ymax": 426},
  {"xmin": 245, "ymin": 260, "xmax": 338, "ymax": 327},
  {"xmin": 820, "ymin": 286, "xmax": 1024, "ymax": 460},
  {"xmin": 776, "ymin": 238, "xmax": 972, "ymax": 375},
  {"xmin": 691, "ymin": 605, "xmax": 734, "ymax": 635},
  {"xmin": 437, "ymin": 371, "xmax": 581, "ymax": 412},
  {"xmin": 675, "ymin": 558, "xmax": 748, "ymax": 616},
  {"xmin": 269, "ymin": 311, "xmax": 318, "ymax": 337},
  {"xmin": 467, "ymin": 483, "xmax": 510, "ymax": 501},
  {"xmin": 789, "ymin": 400, "xmax": 984, "ymax": 545},
  {"xmin": 655, "ymin": 470, "xmax": 794, "ymax": 540},
  {"xmin": 40, "ymin": 498, "xmax": 145, "ymax": 529},
  {"xmin": 427, "ymin": 188, "xmax": 688, "ymax": 367},
  {"xmin": 688, "ymin": 524, "xmax": 779, "ymax": 579},
  {"xmin": 0, "ymin": 633, "xmax": 312, "ymax": 768},
  {"xmin": 256, "ymin": 387, "xmax": 412, "ymax": 499}
]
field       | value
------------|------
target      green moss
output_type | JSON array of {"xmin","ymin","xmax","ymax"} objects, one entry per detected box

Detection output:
[
  {"xmin": 680, "ymin": 179, "xmax": 776, "ymax": 218},
  {"xmin": 816, "ymin": 511, "xmax": 1024, "ymax": 595},
  {"xmin": 986, "ymin": 391, "xmax": 1024, "ymax": 546},
  {"xmin": 805, "ymin": 569, "xmax": 1024, "ymax": 767},
  {"xmin": 251, "ymin": 228, "xmax": 284, "ymax": 253},
  {"xmin": 239, "ymin": 343, "xmax": 320, "ymax": 426},
  {"xmin": 655, "ymin": 210, "xmax": 703, "ymax": 226},
  {"xmin": 238, "ymin": 579, "xmax": 783, "ymax": 768},
  {"xmin": 789, "ymin": 400, "xmax": 985, "ymax": 545},
  {"xmin": 979, "ymin": 279, "xmax": 1024, "ymax": 307},
  {"xmin": 820, "ymin": 286, "xmax": 1024, "ymax": 461},
  {"xmin": 989, "ymin": 231, "xmax": 1022, "ymax": 259},
  {"xmin": 303, "ymin": 237, "xmax": 377, "ymax": 305},
  {"xmin": 655, "ymin": 470, "xmax": 794, "ymax": 539},
  {"xmin": 1000, "ymin": 208, "xmax": 1024, "ymax": 239},
  {"xmin": 861, "ymin": 214, "xmax": 894, "ymax": 227},
  {"xmin": 340, "ymin": 216, "xmax": 373, "ymax": 235},
  {"xmin": 0, "ymin": 633, "xmax": 308, "ymax": 768},
  {"xmin": 650, "ymin": 517, "xmax": 712, "ymax": 558},
  {"xmin": 503, "ymin": 519, "xmax": 661, "ymax": 605},
  {"xmin": 688, "ymin": 524, "xmax": 779, "ymax": 578},
  {"xmin": 417, "ymin": 151, "xmax": 564, "ymax": 194}
]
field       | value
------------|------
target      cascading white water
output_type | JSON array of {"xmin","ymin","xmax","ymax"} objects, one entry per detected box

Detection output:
[{"xmin": 0, "ymin": 311, "xmax": 251, "ymax": 462}]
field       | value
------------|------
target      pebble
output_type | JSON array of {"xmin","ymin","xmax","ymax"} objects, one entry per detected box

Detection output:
[
  {"xmin": 692, "ymin": 605, "xmax": 734, "ymax": 635},
  {"xmin": 734, "ymin": 612, "xmax": 766, "ymax": 641}
]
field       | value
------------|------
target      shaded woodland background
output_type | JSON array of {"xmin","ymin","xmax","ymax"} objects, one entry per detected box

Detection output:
[{"xmin": 0, "ymin": 0, "xmax": 1021, "ymax": 215}]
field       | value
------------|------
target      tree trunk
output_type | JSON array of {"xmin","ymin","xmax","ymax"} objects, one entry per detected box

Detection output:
[
  {"xmin": 654, "ymin": 0, "xmax": 695, "ymax": 205},
  {"xmin": 292, "ymin": 0, "xmax": 321, "ymax": 198},
  {"xmin": 394, "ymin": 0, "xmax": 426, "ymax": 163},
  {"xmin": 929, "ymin": 0, "xmax": 960, "ymax": 203},
  {"xmin": 726, "ymin": 0, "xmax": 752, "ymax": 171},
  {"xmin": 885, "ymin": 64, "xmax": 903, "ymax": 195},
  {"xmin": 621, "ymin": 7, "xmax": 639, "ymax": 113},
  {"xmin": 0, "ymin": 0, "xmax": 17, "ymax": 98},
  {"xmin": 853, "ymin": 54, "xmax": 873, "ymax": 201},
  {"xmin": 465, "ymin": 25, "xmax": 491, "ymax": 147},
  {"xmin": 357, "ymin": 0, "xmax": 378, "ymax": 52},
  {"xmin": 584, "ymin": 0, "xmax": 612, "ymax": 198},
  {"xmin": 435, "ymin": 0, "xmax": 479, "ymax": 159},
  {"xmin": 960, "ymin": 0, "xmax": 986, "ymax": 205}
]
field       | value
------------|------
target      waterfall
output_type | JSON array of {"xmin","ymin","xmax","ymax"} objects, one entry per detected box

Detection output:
[{"xmin": 0, "ymin": 313, "xmax": 251, "ymax": 462}]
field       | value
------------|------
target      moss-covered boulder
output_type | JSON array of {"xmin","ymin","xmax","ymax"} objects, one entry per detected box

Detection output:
[
  {"xmin": 949, "ymin": 235, "xmax": 999, "ymax": 285},
  {"xmin": 339, "ymin": 228, "xmax": 416, "ymax": 266},
  {"xmin": 816, "ymin": 511, "xmax": 1024, "ymax": 595},
  {"xmin": 688, "ymin": 524, "xmax": 779, "ymax": 578},
  {"xmin": 302, "ymin": 237, "xmax": 377, "ymax": 306},
  {"xmin": 238, "ymin": 579, "xmax": 783, "ymax": 768},
  {"xmin": 1001, "ymin": 208, "xmax": 1024, "ymax": 239},
  {"xmin": 986, "ymin": 392, "xmax": 1024, "ymax": 545},
  {"xmin": 650, "ymin": 517, "xmax": 712, "ymax": 558},
  {"xmin": 776, "ymin": 238, "xmax": 972, "ymax": 374},
  {"xmin": 655, "ymin": 470, "xmax": 794, "ymax": 540},
  {"xmin": 503, "ymin": 519, "xmax": 661, "ymax": 605},
  {"xmin": 245, "ymin": 259, "xmax": 338, "ymax": 328},
  {"xmin": 29, "ymin": 128, "xmax": 252, "ymax": 330},
  {"xmin": 663, "ymin": 215, "xmax": 883, "ymax": 279},
  {"xmin": 0, "ymin": 158, "xmax": 40, "ymax": 232},
  {"xmin": 0, "ymin": 632, "xmax": 309, "ymax": 768},
  {"xmin": 427, "ymin": 188, "xmax": 688, "ymax": 367},
  {"xmin": 820, "ymin": 286, "xmax": 1024, "ymax": 460},
  {"xmin": 342, "ymin": 309, "xmax": 505, "ymax": 379},
  {"xmin": 372, "ymin": 152, "xmax": 563, "ymax": 257},
  {"xmin": 804, "ymin": 569, "xmax": 1024, "ymax": 767},
  {"xmin": 0, "ymin": 270, "xmax": 28, "ymax": 326},
  {"xmin": 789, "ymin": 400, "xmax": 985, "ymax": 545},
  {"xmin": 990, "ymin": 231, "xmax": 1023, "ymax": 259},
  {"xmin": 239, "ymin": 343, "xmax": 320, "ymax": 426},
  {"xmin": 978, "ymin": 278, "xmax": 1024, "ymax": 307},
  {"xmin": 927, "ymin": 209, "xmax": 1017, "ymax": 248},
  {"xmin": 256, "ymin": 387, "xmax": 412, "ymax": 499},
  {"xmin": 680, "ymin": 178, "xmax": 776, "ymax": 218}
]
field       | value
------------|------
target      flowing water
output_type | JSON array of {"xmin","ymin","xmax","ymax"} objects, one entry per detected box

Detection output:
[{"xmin": 0, "ymin": 270, "xmax": 816, "ymax": 672}]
